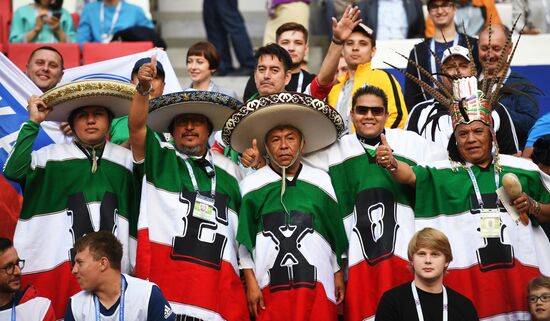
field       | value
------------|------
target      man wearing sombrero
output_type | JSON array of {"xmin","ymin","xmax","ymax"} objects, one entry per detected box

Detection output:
[
  {"xmin": 3, "ymin": 79, "xmax": 139, "ymax": 318},
  {"xmin": 377, "ymin": 74, "xmax": 550, "ymax": 319},
  {"xmin": 222, "ymin": 92, "xmax": 348, "ymax": 321},
  {"xmin": 128, "ymin": 57, "xmax": 248, "ymax": 321}
]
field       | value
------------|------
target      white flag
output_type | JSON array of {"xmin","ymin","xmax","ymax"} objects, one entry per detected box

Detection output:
[{"xmin": 60, "ymin": 48, "xmax": 182, "ymax": 94}]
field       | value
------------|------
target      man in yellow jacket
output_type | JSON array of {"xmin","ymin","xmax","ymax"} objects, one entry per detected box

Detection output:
[{"xmin": 328, "ymin": 23, "xmax": 407, "ymax": 132}]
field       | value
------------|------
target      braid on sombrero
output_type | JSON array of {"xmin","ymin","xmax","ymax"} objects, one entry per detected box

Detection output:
[
  {"xmin": 384, "ymin": 61, "xmax": 453, "ymax": 108},
  {"xmin": 392, "ymin": 50, "xmax": 453, "ymax": 100},
  {"xmin": 481, "ymin": 15, "xmax": 494, "ymax": 95}
]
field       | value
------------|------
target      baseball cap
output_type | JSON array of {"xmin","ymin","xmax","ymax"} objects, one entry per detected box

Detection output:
[
  {"xmin": 441, "ymin": 45, "xmax": 471, "ymax": 64},
  {"xmin": 131, "ymin": 57, "xmax": 166, "ymax": 80}
]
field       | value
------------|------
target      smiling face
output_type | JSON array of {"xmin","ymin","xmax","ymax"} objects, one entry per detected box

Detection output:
[
  {"xmin": 71, "ymin": 106, "xmax": 111, "ymax": 145},
  {"xmin": 343, "ymin": 32, "xmax": 376, "ymax": 70},
  {"xmin": 277, "ymin": 30, "xmax": 308, "ymax": 69},
  {"xmin": 351, "ymin": 94, "xmax": 388, "ymax": 138},
  {"xmin": 478, "ymin": 26, "xmax": 510, "ymax": 76},
  {"xmin": 428, "ymin": 0, "xmax": 456, "ymax": 29},
  {"xmin": 0, "ymin": 247, "xmax": 22, "ymax": 295},
  {"xmin": 441, "ymin": 55, "xmax": 472, "ymax": 88},
  {"xmin": 265, "ymin": 126, "xmax": 303, "ymax": 169},
  {"xmin": 171, "ymin": 113, "xmax": 210, "ymax": 156},
  {"xmin": 411, "ymin": 247, "xmax": 449, "ymax": 287},
  {"xmin": 529, "ymin": 287, "xmax": 550, "ymax": 321},
  {"xmin": 26, "ymin": 48, "xmax": 64, "ymax": 92},
  {"xmin": 254, "ymin": 54, "xmax": 291, "ymax": 96},
  {"xmin": 186, "ymin": 54, "xmax": 214, "ymax": 86},
  {"xmin": 455, "ymin": 121, "xmax": 492, "ymax": 167}
]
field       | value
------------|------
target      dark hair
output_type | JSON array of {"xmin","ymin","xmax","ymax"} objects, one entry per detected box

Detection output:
[
  {"xmin": 186, "ymin": 41, "xmax": 220, "ymax": 71},
  {"xmin": 265, "ymin": 124, "xmax": 304, "ymax": 143},
  {"xmin": 34, "ymin": 0, "xmax": 64, "ymax": 10},
  {"xmin": 254, "ymin": 43, "xmax": 292, "ymax": 73},
  {"xmin": 28, "ymin": 46, "xmax": 65, "ymax": 69},
  {"xmin": 528, "ymin": 276, "xmax": 550, "ymax": 293},
  {"xmin": 74, "ymin": 231, "xmax": 123, "ymax": 270},
  {"xmin": 67, "ymin": 106, "xmax": 115, "ymax": 130},
  {"xmin": 0, "ymin": 238, "xmax": 13, "ymax": 255},
  {"xmin": 351, "ymin": 25, "xmax": 377, "ymax": 48},
  {"xmin": 532, "ymin": 134, "xmax": 550, "ymax": 166},
  {"xmin": 275, "ymin": 22, "xmax": 309, "ymax": 43},
  {"xmin": 351, "ymin": 85, "xmax": 389, "ymax": 112}
]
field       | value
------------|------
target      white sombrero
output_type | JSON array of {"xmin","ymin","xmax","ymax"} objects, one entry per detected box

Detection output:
[
  {"xmin": 148, "ymin": 91, "xmax": 242, "ymax": 132},
  {"xmin": 222, "ymin": 92, "xmax": 345, "ymax": 155},
  {"xmin": 42, "ymin": 79, "xmax": 135, "ymax": 122}
]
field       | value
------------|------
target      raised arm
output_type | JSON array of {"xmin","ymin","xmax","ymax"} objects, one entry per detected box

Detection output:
[
  {"xmin": 128, "ymin": 55, "xmax": 157, "ymax": 162},
  {"xmin": 375, "ymin": 134, "xmax": 417, "ymax": 187}
]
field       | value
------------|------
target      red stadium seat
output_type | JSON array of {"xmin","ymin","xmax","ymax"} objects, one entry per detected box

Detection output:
[
  {"xmin": 0, "ymin": 15, "xmax": 6, "ymax": 54},
  {"xmin": 7, "ymin": 43, "xmax": 81, "ymax": 71},
  {"xmin": 71, "ymin": 12, "xmax": 79, "ymax": 32},
  {"xmin": 82, "ymin": 41, "xmax": 153, "ymax": 64},
  {"xmin": 0, "ymin": 0, "xmax": 11, "ymax": 54}
]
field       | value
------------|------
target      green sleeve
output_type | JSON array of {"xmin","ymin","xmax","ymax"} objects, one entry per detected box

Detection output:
[
  {"xmin": 3, "ymin": 121, "xmax": 40, "ymax": 183},
  {"xmin": 110, "ymin": 116, "xmax": 129, "ymax": 145},
  {"xmin": 236, "ymin": 192, "xmax": 260, "ymax": 254}
]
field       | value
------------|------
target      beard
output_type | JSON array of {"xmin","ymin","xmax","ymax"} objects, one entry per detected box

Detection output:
[{"xmin": 176, "ymin": 144, "xmax": 204, "ymax": 156}]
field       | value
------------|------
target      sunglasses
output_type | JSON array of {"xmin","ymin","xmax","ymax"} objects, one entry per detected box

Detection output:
[{"xmin": 354, "ymin": 105, "xmax": 386, "ymax": 116}]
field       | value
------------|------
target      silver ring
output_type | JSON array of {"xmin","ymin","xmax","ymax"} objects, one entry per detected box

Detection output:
[
  {"xmin": 381, "ymin": 156, "xmax": 387, "ymax": 161},
  {"xmin": 524, "ymin": 201, "xmax": 528, "ymax": 206}
]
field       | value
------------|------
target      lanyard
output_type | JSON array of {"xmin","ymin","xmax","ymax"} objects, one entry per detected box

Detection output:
[
  {"xmin": 411, "ymin": 281, "xmax": 448, "ymax": 321},
  {"xmin": 94, "ymin": 275, "xmax": 126, "ymax": 321},
  {"xmin": 100, "ymin": 1, "xmax": 122, "ymax": 36},
  {"xmin": 11, "ymin": 300, "xmax": 15, "ymax": 321},
  {"xmin": 295, "ymin": 71, "xmax": 304, "ymax": 93},
  {"xmin": 465, "ymin": 165, "xmax": 500, "ymax": 209},
  {"xmin": 182, "ymin": 150, "xmax": 216, "ymax": 198},
  {"xmin": 430, "ymin": 36, "xmax": 459, "ymax": 76}
]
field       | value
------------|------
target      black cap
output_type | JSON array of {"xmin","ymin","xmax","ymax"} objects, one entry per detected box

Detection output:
[{"xmin": 131, "ymin": 57, "xmax": 165, "ymax": 80}]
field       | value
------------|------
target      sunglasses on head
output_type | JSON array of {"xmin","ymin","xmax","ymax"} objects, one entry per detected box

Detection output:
[{"xmin": 354, "ymin": 105, "xmax": 386, "ymax": 116}]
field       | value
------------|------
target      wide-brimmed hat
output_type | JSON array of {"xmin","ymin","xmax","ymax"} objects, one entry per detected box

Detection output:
[
  {"xmin": 222, "ymin": 92, "xmax": 345, "ymax": 155},
  {"xmin": 148, "ymin": 91, "xmax": 242, "ymax": 132},
  {"xmin": 42, "ymin": 79, "xmax": 135, "ymax": 122}
]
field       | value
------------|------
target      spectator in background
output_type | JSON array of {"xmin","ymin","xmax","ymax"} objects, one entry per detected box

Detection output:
[
  {"xmin": 532, "ymin": 134, "xmax": 550, "ymax": 175},
  {"xmin": 0, "ymin": 237, "xmax": 55, "ymax": 321},
  {"xmin": 478, "ymin": 24, "xmax": 540, "ymax": 149},
  {"xmin": 405, "ymin": 0, "xmax": 480, "ymax": 109},
  {"xmin": 10, "ymin": 0, "xmax": 76, "ymax": 43},
  {"xmin": 243, "ymin": 22, "xmax": 314, "ymax": 101},
  {"xmin": 513, "ymin": 0, "xmax": 550, "ymax": 34},
  {"xmin": 203, "ymin": 0, "xmax": 255, "ymax": 75},
  {"xmin": 425, "ymin": 0, "xmax": 501, "ymax": 38},
  {"xmin": 263, "ymin": 0, "xmax": 310, "ymax": 46},
  {"xmin": 76, "ymin": 0, "xmax": 153, "ymax": 43},
  {"xmin": 523, "ymin": 113, "xmax": 550, "ymax": 158},
  {"xmin": 527, "ymin": 276, "xmax": 550, "ymax": 321},
  {"xmin": 359, "ymin": 0, "xmax": 425, "ymax": 40},
  {"xmin": 25, "ymin": 46, "xmax": 64, "ymax": 92},
  {"xmin": 185, "ymin": 41, "xmax": 238, "ymax": 98},
  {"xmin": 328, "ymin": 23, "xmax": 408, "ymax": 132}
]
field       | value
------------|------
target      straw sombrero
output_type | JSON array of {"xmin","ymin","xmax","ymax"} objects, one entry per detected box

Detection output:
[
  {"xmin": 42, "ymin": 79, "xmax": 135, "ymax": 122},
  {"xmin": 148, "ymin": 91, "xmax": 242, "ymax": 132},
  {"xmin": 222, "ymin": 92, "xmax": 345, "ymax": 155}
]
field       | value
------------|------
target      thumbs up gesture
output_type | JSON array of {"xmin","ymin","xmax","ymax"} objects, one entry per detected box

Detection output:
[
  {"xmin": 137, "ymin": 55, "xmax": 157, "ymax": 94},
  {"xmin": 241, "ymin": 139, "xmax": 266, "ymax": 169},
  {"xmin": 375, "ymin": 134, "xmax": 398, "ymax": 171}
]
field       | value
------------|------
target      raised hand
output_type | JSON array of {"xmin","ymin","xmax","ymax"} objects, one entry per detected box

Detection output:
[
  {"xmin": 331, "ymin": 4, "xmax": 362, "ymax": 43},
  {"xmin": 137, "ymin": 55, "xmax": 157, "ymax": 88},
  {"xmin": 375, "ymin": 134, "xmax": 397, "ymax": 171},
  {"xmin": 241, "ymin": 138, "xmax": 266, "ymax": 169},
  {"xmin": 28, "ymin": 95, "xmax": 51, "ymax": 124}
]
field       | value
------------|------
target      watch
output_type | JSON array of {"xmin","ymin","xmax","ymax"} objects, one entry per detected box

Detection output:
[{"xmin": 136, "ymin": 83, "xmax": 152, "ymax": 96}]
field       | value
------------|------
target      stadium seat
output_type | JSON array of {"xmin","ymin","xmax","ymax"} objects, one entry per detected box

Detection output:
[
  {"xmin": 81, "ymin": 41, "xmax": 153, "ymax": 64},
  {"xmin": 7, "ymin": 43, "xmax": 81, "ymax": 71},
  {"xmin": 0, "ymin": 0, "xmax": 11, "ymax": 53}
]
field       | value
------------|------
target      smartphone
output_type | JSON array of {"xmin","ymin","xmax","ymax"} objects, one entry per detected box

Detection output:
[{"xmin": 52, "ymin": 11, "xmax": 62, "ymax": 19}]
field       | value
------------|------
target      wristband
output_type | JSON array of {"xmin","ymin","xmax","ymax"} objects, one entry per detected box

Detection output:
[{"xmin": 331, "ymin": 36, "xmax": 344, "ymax": 46}]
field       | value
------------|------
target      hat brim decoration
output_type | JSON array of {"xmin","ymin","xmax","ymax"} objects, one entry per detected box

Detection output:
[
  {"xmin": 147, "ymin": 91, "xmax": 242, "ymax": 133},
  {"xmin": 222, "ymin": 92, "xmax": 345, "ymax": 155},
  {"xmin": 41, "ymin": 79, "xmax": 135, "ymax": 122}
]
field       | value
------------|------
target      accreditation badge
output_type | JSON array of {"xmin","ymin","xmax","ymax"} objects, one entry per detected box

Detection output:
[
  {"xmin": 193, "ymin": 193, "xmax": 216, "ymax": 222},
  {"xmin": 480, "ymin": 208, "xmax": 501, "ymax": 238}
]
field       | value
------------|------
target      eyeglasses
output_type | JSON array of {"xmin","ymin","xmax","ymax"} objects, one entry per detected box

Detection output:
[
  {"xmin": 0, "ymin": 259, "xmax": 25, "ymax": 275},
  {"xmin": 528, "ymin": 293, "xmax": 550, "ymax": 304},
  {"xmin": 428, "ymin": 2, "xmax": 454, "ymax": 10},
  {"xmin": 354, "ymin": 105, "xmax": 386, "ymax": 116}
]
